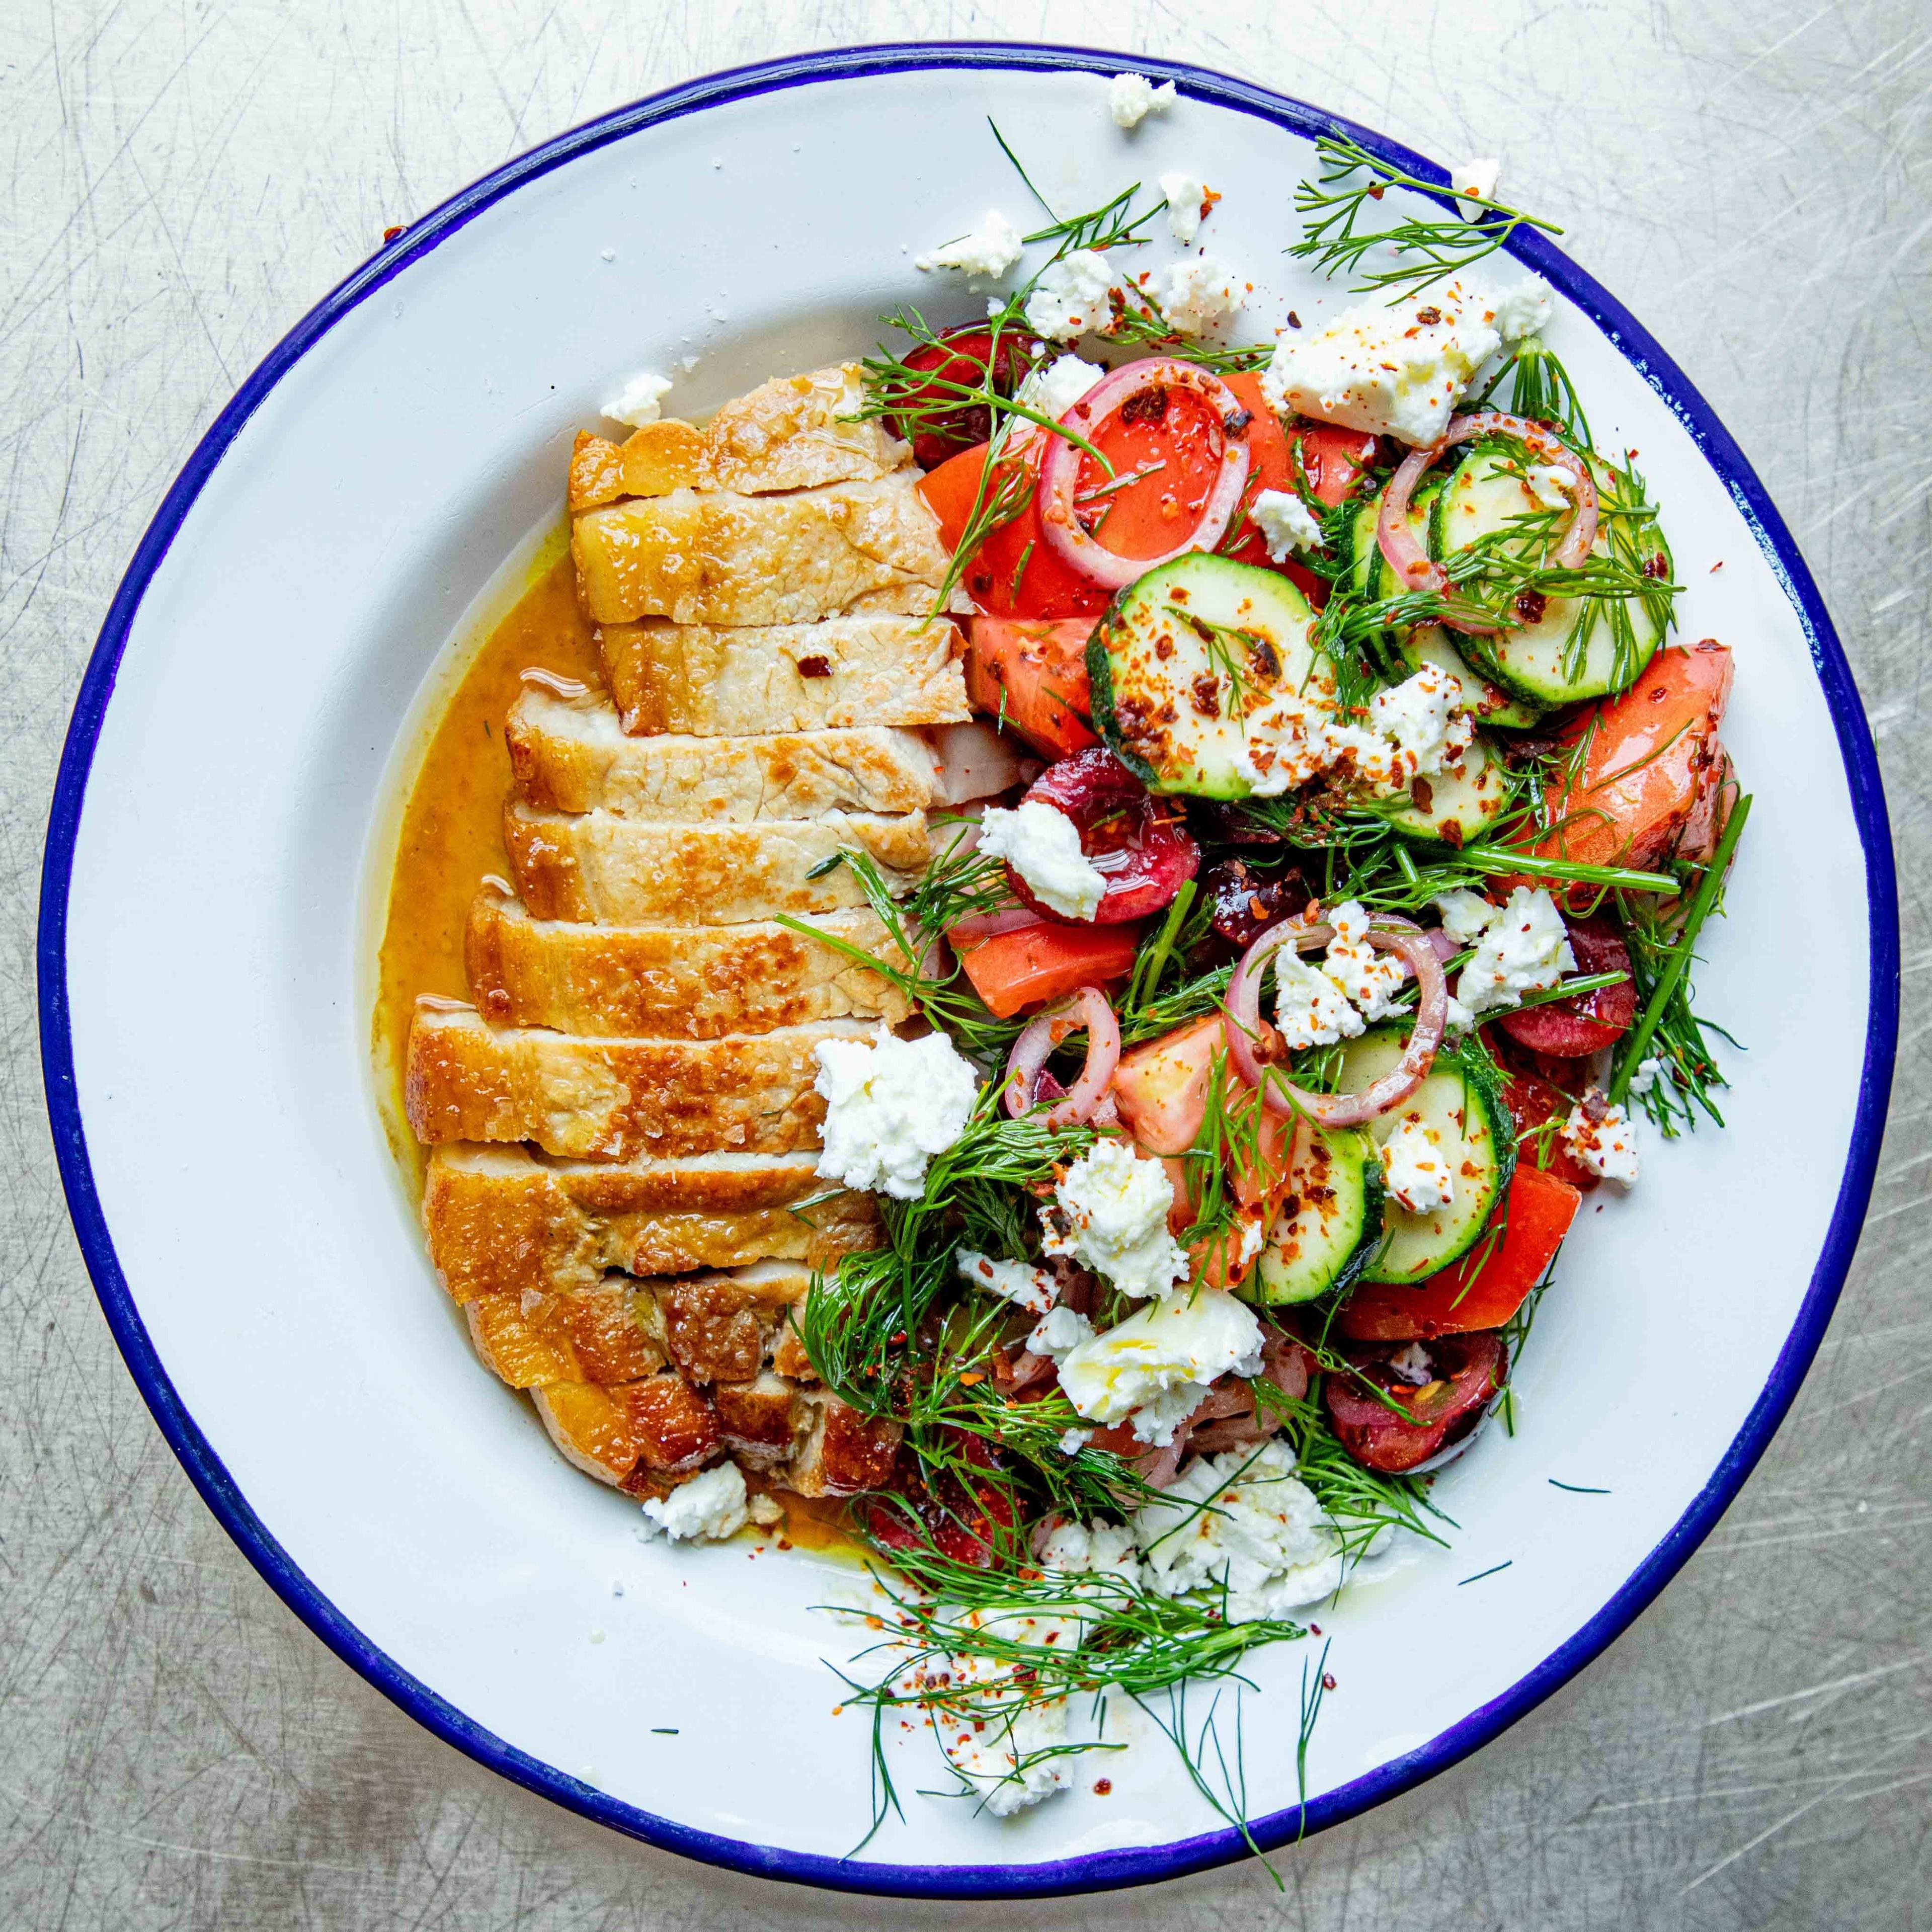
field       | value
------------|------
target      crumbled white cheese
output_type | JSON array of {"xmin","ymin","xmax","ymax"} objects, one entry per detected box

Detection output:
[
  {"xmin": 813, "ymin": 1030, "xmax": 980, "ymax": 1201},
  {"xmin": 1040, "ymin": 1139, "xmax": 1188, "ymax": 1300},
  {"xmin": 1259, "ymin": 276, "xmax": 1554, "ymax": 446},
  {"xmin": 1492, "ymin": 279, "xmax": 1554, "ymax": 341},
  {"xmin": 978, "ymin": 799, "xmax": 1107, "ymax": 920},
  {"xmin": 1134, "ymin": 1441, "xmax": 1343, "ymax": 1619},
  {"xmin": 1434, "ymin": 889, "xmax": 1498, "ymax": 944},
  {"xmin": 915, "ymin": 209, "xmax": 1024, "ymax": 278},
  {"xmin": 1380, "ymin": 1112, "xmax": 1456, "ymax": 1213},
  {"xmin": 1159, "ymin": 255, "xmax": 1241, "ymax": 334},
  {"xmin": 748, "ymin": 1493, "xmax": 785, "ymax": 1526},
  {"xmin": 1160, "ymin": 169, "xmax": 1211, "ymax": 243},
  {"xmin": 1322, "ymin": 899, "xmax": 1410, "ymax": 1022},
  {"xmin": 1450, "ymin": 156, "xmax": 1501, "ymax": 202},
  {"xmin": 1107, "ymin": 72, "xmax": 1177, "ymax": 128},
  {"xmin": 1629, "ymin": 1056, "xmax": 1664, "ymax": 1097},
  {"xmin": 1367, "ymin": 664, "xmax": 1477, "ymax": 781},
  {"xmin": 1444, "ymin": 994, "xmax": 1476, "ymax": 1035},
  {"xmin": 1056, "ymin": 1287, "xmax": 1264, "ymax": 1442},
  {"xmin": 925, "ymin": 1624, "xmax": 1078, "ymax": 1816},
  {"xmin": 1523, "ymin": 462, "xmax": 1575, "ymax": 512},
  {"xmin": 1563, "ymin": 1092, "xmax": 1640, "ymax": 1184},
  {"xmin": 1060, "ymin": 1427, "xmax": 1094, "ymax": 1455},
  {"xmin": 1250, "ymin": 487, "xmax": 1326, "ymax": 560},
  {"xmin": 1456, "ymin": 885, "xmax": 1576, "ymax": 1016},
  {"xmin": 1015, "ymin": 352, "xmax": 1105, "ymax": 422},
  {"xmin": 639, "ymin": 1461, "xmax": 748, "ymax": 1541},
  {"xmin": 1029, "ymin": 1305, "xmax": 1096, "ymax": 1360},
  {"xmin": 957, "ymin": 1248, "xmax": 1058, "ymax": 1316},
  {"xmin": 1038, "ymin": 1518, "xmax": 1143, "ymax": 1583},
  {"xmin": 601, "ymin": 370, "xmax": 673, "ymax": 426},
  {"xmin": 1275, "ymin": 951, "xmax": 1366, "ymax": 1050},
  {"xmin": 1023, "ymin": 250, "xmax": 1116, "ymax": 343}
]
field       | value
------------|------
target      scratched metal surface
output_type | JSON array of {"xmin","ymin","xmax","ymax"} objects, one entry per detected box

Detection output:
[{"xmin": 2, "ymin": 3, "xmax": 1926, "ymax": 1926}]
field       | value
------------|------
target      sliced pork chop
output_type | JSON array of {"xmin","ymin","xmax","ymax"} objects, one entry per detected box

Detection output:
[
  {"xmin": 568, "ymin": 363, "xmax": 909, "ymax": 511},
  {"xmin": 599, "ymin": 612, "xmax": 968, "ymax": 737},
  {"xmin": 422, "ymin": 1144, "xmax": 877, "ymax": 1300},
  {"xmin": 571, "ymin": 471, "xmax": 952, "ymax": 626},
  {"xmin": 502, "ymin": 802, "xmax": 931, "ymax": 924},
  {"xmin": 465, "ymin": 894, "xmax": 914, "ymax": 1037},
  {"xmin": 406, "ymin": 1005, "xmax": 868, "ymax": 1159}
]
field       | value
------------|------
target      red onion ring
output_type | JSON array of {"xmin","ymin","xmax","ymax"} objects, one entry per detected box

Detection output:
[
  {"xmin": 1004, "ymin": 986, "xmax": 1122, "ymax": 1126},
  {"xmin": 948, "ymin": 905, "xmax": 1044, "ymax": 949},
  {"xmin": 1222, "ymin": 917, "xmax": 1449, "ymax": 1126},
  {"xmin": 1375, "ymin": 411, "xmax": 1600, "ymax": 633},
  {"xmin": 1036, "ymin": 360, "xmax": 1253, "ymax": 589}
]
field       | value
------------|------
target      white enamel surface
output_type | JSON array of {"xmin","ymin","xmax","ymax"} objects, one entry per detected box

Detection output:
[{"xmin": 61, "ymin": 61, "xmax": 1871, "ymax": 1878}]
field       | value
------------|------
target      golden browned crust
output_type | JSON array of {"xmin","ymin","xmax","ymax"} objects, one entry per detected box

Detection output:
[
  {"xmin": 567, "ymin": 365, "xmax": 911, "ymax": 512},
  {"xmin": 421, "ymin": 1144, "xmax": 878, "ymax": 1301},
  {"xmin": 405, "ymin": 1006, "xmax": 865, "ymax": 1159},
  {"xmin": 599, "ymin": 613, "xmax": 968, "ymax": 737},
  {"xmin": 504, "ymin": 687, "xmax": 943, "ymax": 820},
  {"xmin": 502, "ymin": 803, "xmax": 931, "ymax": 925},
  {"xmin": 570, "ymin": 473, "xmax": 950, "ymax": 627},
  {"xmin": 466, "ymin": 1280, "xmax": 666, "ymax": 1389},
  {"xmin": 465, "ymin": 894, "xmax": 912, "ymax": 1037}
]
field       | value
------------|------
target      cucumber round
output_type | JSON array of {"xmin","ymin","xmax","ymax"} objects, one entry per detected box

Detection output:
[
  {"xmin": 1088, "ymin": 553, "xmax": 1317, "ymax": 799},
  {"xmin": 1382, "ymin": 731, "xmax": 1509, "ymax": 846},
  {"xmin": 1394, "ymin": 623, "xmax": 1544, "ymax": 732},
  {"xmin": 1334, "ymin": 1030, "xmax": 1514, "ymax": 1284},
  {"xmin": 1430, "ymin": 446, "xmax": 1672, "ymax": 706},
  {"xmin": 1373, "ymin": 478, "xmax": 1447, "ymax": 603},
  {"xmin": 1247, "ymin": 1121, "xmax": 1384, "ymax": 1305}
]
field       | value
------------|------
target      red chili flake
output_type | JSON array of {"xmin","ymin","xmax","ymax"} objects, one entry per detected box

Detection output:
[
  {"xmin": 1514, "ymin": 588, "xmax": 1548, "ymax": 625},
  {"xmin": 383, "ymin": 224, "xmax": 405, "ymax": 243},
  {"xmin": 796, "ymin": 655, "xmax": 833, "ymax": 678},
  {"xmin": 1286, "ymin": 311, "xmax": 1302, "ymax": 329},
  {"xmin": 1309, "ymin": 1624, "xmax": 1322, "ymax": 1636},
  {"xmin": 1415, "ymin": 306, "xmax": 1442, "ymax": 326},
  {"xmin": 1641, "ymin": 553, "xmax": 1669, "ymax": 580},
  {"xmin": 1710, "ymin": 560, "xmax": 1725, "ymax": 573},
  {"xmin": 1120, "ymin": 385, "xmax": 1169, "ymax": 426},
  {"xmin": 1093, "ymin": 1778, "xmax": 1113, "ymax": 1795},
  {"xmin": 1367, "ymin": 183, "xmax": 1386, "ymax": 200},
  {"xmin": 1322, "ymin": 1672, "xmax": 1338, "ymax": 1692}
]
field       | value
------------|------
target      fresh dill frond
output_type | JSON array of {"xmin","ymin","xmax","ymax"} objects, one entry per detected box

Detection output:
[{"xmin": 1291, "ymin": 135, "xmax": 1563, "ymax": 304}]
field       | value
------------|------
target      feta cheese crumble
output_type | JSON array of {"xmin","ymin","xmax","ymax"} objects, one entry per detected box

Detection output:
[
  {"xmin": 1563, "ymin": 1094, "xmax": 1640, "ymax": 1185},
  {"xmin": 1434, "ymin": 888, "xmax": 1498, "ymax": 944},
  {"xmin": 957, "ymin": 1248, "xmax": 1057, "ymax": 1315},
  {"xmin": 923, "ymin": 1620, "xmax": 1078, "ymax": 1816},
  {"xmin": 1028, "ymin": 1305, "xmax": 1096, "ymax": 1361},
  {"xmin": 1134, "ymin": 1441, "xmax": 1343, "ymax": 1619},
  {"xmin": 1040, "ymin": 1139, "xmax": 1188, "ymax": 1299},
  {"xmin": 1023, "ymin": 250, "xmax": 1116, "ymax": 343},
  {"xmin": 1367, "ymin": 664, "xmax": 1476, "ymax": 780},
  {"xmin": 1159, "ymin": 169, "xmax": 1212, "ymax": 243},
  {"xmin": 1380, "ymin": 1112, "xmax": 1456, "ymax": 1213},
  {"xmin": 601, "ymin": 370, "xmax": 673, "ymax": 427},
  {"xmin": 1628, "ymin": 1056, "xmax": 1664, "ymax": 1097},
  {"xmin": 1275, "ymin": 951, "xmax": 1366, "ymax": 1050},
  {"xmin": 1250, "ymin": 487, "xmax": 1326, "ymax": 560},
  {"xmin": 1524, "ymin": 462, "xmax": 1575, "ymax": 511},
  {"xmin": 1107, "ymin": 72, "xmax": 1177, "ymax": 128},
  {"xmin": 813, "ymin": 1030, "xmax": 979, "ymax": 1201},
  {"xmin": 1456, "ymin": 885, "xmax": 1576, "ymax": 1016},
  {"xmin": 1322, "ymin": 899, "xmax": 1410, "ymax": 1022},
  {"xmin": 1450, "ymin": 156, "xmax": 1501, "ymax": 203},
  {"xmin": 1016, "ymin": 352, "xmax": 1105, "ymax": 422},
  {"xmin": 639, "ymin": 1461, "xmax": 749, "ymax": 1541},
  {"xmin": 1159, "ymin": 255, "xmax": 1241, "ymax": 334},
  {"xmin": 1259, "ymin": 276, "xmax": 1554, "ymax": 446},
  {"xmin": 978, "ymin": 799, "xmax": 1107, "ymax": 920},
  {"xmin": 1056, "ymin": 1287, "xmax": 1265, "ymax": 1444},
  {"xmin": 915, "ymin": 209, "xmax": 1024, "ymax": 278},
  {"xmin": 1038, "ymin": 1517, "xmax": 1143, "ymax": 1584}
]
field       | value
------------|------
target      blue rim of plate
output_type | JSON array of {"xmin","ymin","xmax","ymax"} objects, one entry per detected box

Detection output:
[{"xmin": 36, "ymin": 39, "xmax": 1898, "ymax": 1901}]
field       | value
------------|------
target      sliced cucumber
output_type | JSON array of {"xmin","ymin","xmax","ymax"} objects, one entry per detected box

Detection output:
[
  {"xmin": 1394, "ymin": 623, "xmax": 1544, "ymax": 732},
  {"xmin": 1334, "ymin": 1030, "xmax": 1514, "ymax": 1284},
  {"xmin": 1088, "ymin": 553, "xmax": 1317, "ymax": 799},
  {"xmin": 1382, "ymin": 731, "xmax": 1509, "ymax": 846},
  {"xmin": 1248, "ymin": 1122, "xmax": 1384, "ymax": 1305},
  {"xmin": 1339, "ymin": 495, "xmax": 1383, "ymax": 599},
  {"xmin": 1373, "ymin": 478, "xmax": 1447, "ymax": 603},
  {"xmin": 1431, "ymin": 446, "xmax": 1671, "ymax": 706}
]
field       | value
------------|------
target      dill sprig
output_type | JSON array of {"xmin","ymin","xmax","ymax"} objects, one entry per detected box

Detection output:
[{"xmin": 1291, "ymin": 135, "xmax": 1563, "ymax": 304}]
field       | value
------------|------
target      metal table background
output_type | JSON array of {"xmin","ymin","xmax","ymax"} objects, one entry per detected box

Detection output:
[{"xmin": 2, "ymin": 5, "xmax": 1925, "ymax": 1926}]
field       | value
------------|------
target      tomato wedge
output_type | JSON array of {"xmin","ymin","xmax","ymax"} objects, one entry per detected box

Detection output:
[
  {"xmin": 885, "ymin": 326, "xmax": 1039, "ymax": 468},
  {"xmin": 1534, "ymin": 639, "xmax": 1733, "ymax": 891},
  {"xmin": 963, "ymin": 617, "xmax": 1098, "ymax": 757},
  {"xmin": 1338, "ymin": 1165, "xmax": 1582, "ymax": 1340},
  {"xmin": 919, "ymin": 440, "xmax": 1108, "ymax": 620},
  {"xmin": 952, "ymin": 919, "xmax": 1140, "ymax": 1018},
  {"xmin": 1111, "ymin": 1015, "xmax": 1225, "ymax": 1155}
]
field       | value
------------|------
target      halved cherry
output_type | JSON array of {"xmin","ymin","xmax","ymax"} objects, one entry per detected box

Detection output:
[
  {"xmin": 1004, "ymin": 747, "xmax": 1200, "ymax": 925},
  {"xmin": 887, "ymin": 325, "xmax": 1040, "ymax": 467},
  {"xmin": 1498, "ymin": 917, "xmax": 1637, "ymax": 1057},
  {"xmin": 1324, "ymin": 1333, "xmax": 1507, "ymax": 1473}
]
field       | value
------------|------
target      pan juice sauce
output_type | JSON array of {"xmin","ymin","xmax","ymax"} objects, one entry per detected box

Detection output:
[{"xmin": 373, "ymin": 547, "xmax": 601, "ymax": 1183}]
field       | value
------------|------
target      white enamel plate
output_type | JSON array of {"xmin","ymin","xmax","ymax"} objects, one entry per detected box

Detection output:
[{"xmin": 40, "ymin": 45, "xmax": 1897, "ymax": 1897}]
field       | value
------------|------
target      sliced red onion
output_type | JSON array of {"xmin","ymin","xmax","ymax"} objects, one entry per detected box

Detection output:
[
  {"xmin": 1004, "ymin": 986, "xmax": 1122, "ymax": 1126},
  {"xmin": 1036, "ymin": 360, "xmax": 1253, "ymax": 589},
  {"xmin": 948, "ymin": 905, "xmax": 1044, "ymax": 948},
  {"xmin": 1222, "ymin": 917, "xmax": 1448, "ymax": 1126},
  {"xmin": 1376, "ymin": 411, "xmax": 1599, "ymax": 634}
]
